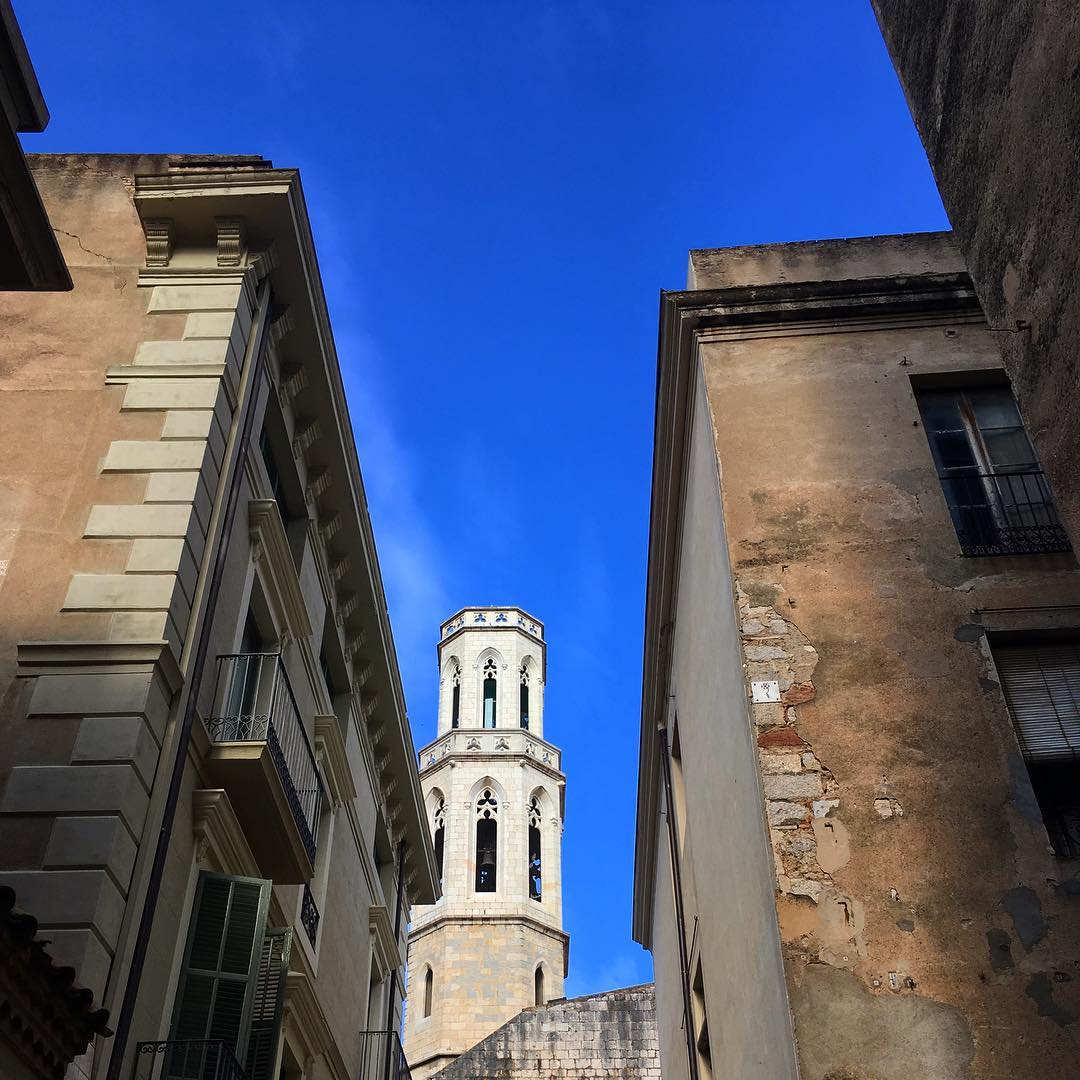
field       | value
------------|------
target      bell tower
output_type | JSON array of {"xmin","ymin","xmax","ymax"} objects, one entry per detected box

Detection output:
[{"xmin": 403, "ymin": 607, "xmax": 568, "ymax": 1080}]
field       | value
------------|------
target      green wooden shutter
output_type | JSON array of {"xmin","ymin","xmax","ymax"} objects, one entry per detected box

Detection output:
[
  {"xmin": 245, "ymin": 927, "xmax": 291, "ymax": 1080},
  {"xmin": 171, "ymin": 873, "xmax": 271, "ymax": 1075}
]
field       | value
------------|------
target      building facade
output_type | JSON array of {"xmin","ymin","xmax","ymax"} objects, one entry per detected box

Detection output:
[
  {"xmin": 403, "ymin": 608, "xmax": 567, "ymax": 1080},
  {"xmin": 871, "ymin": 1, "xmax": 1080, "ymax": 551},
  {"xmin": 0, "ymin": 154, "xmax": 438, "ymax": 1080},
  {"xmin": 634, "ymin": 232, "xmax": 1080, "ymax": 1079}
]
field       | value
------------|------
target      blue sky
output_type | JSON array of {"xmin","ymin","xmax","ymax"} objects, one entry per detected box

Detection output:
[{"xmin": 22, "ymin": 1, "xmax": 947, "ymax": 997}]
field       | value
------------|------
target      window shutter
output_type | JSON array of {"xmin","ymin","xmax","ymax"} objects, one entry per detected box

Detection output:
[
  {"xmin": 994, "ymin": 643, "xmax": 1080, "ymax": 762},
  {"xmin": 172, "ymin": 873, "xmax": 271, "ymax": 1069},
  {"xmin": 245, "ymin": 927, "xmax": 291, "ymax": 1080}
]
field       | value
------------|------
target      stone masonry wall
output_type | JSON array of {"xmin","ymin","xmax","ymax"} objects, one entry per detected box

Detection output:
[{"xmin": 432, "ymin": 984, "xmax": 659, "ymax": 1080}]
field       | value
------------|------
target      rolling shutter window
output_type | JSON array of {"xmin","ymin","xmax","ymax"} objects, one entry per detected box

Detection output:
[
  {"xmin": 245, "ymin": 927, "xmax": 291, "ymax": 1080},
  {"xmin": 994, "ymin": 643, "xmax": 1080, "ymax": 762},
  {"xmin": 171, "ymin": 873, "xmax": 271, "ymax": 1068}
]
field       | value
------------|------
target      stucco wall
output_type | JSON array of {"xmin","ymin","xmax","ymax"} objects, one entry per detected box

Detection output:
[
  {"xmin": 654, "ymin": 363, "xmax": 800, "ymax": 1079},
  {"xmin": 699, "ymin": 237, "xmax": 1080, "ymax": 1076},
  {"xmin": 870, "ymin": 1, "xmax": 1080, "ymax": 549}
]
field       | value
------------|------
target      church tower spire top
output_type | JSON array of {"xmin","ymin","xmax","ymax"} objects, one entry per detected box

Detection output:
[{"xmin": 404, "ymin": 607, "xmax": 568, "ymax": 1080}]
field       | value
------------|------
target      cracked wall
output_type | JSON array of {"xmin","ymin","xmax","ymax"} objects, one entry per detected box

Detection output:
[{"xmin": 689, "ymin": 233, "xmax": 1080, "ymax": 1079}]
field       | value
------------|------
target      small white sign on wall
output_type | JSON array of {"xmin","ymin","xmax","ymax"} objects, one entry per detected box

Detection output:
[{"xmin": 750, "ymin": 679, "xmax": 781, "ymax": 704}]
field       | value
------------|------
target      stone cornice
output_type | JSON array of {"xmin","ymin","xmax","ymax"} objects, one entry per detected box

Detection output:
[
  {"xmin": 283, "ymin": 968, "xmax": 349, "ymax": 1080},
  {"xmin": 191, "ymin": 789, "xmax": 260, "ymax": 878},
  {"xmin": 314, "ymin": 715, "xmax": 356, "ymax": 807},
  {"xmin": 249, "ymin": 499, "xmax": 313, "ymax": 642},
  {"xmin": 369, "ymin": 903, "xmax": 400, "ymax": 981}
]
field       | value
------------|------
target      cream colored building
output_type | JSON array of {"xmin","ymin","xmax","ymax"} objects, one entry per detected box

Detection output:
[
  {"xmin": 403, "ymin": 608, "xmax": 568, "ymax": 1080},
  {"xmin": 0, "ymin": 154, "xmax": 438, "ymax": 1080}
]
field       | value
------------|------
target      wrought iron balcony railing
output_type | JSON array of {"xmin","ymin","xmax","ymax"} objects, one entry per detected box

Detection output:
[
  {"xmin": 940, "ymin": 468, "xmax": 1072, "ymax": 557},
  {"xmin": 133, "ymin": 1040, "xmax": 248, "ymax": 1080},
  {"xmin": 357, "ymin": 1030, "xmax": 411, "ymax": 1080},
  {"xmin": 206, "ymin": 653, "xmax": 323, "ymax": 863},
  {"xmin": 301, "ymin": 883, "xmax": 320, "ymax": 947}
]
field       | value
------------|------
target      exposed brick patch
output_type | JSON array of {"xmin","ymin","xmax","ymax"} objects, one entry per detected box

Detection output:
[{"xmin": 757, "ymin": 727, "xmax": 807, "ymax": 749}]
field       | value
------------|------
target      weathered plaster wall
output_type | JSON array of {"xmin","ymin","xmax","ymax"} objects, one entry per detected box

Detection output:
[
  {"xmin": 699, "ymin": 236, "xmax": 1080, "ymax": 1076},
  {"xmin": 432, "ymin": 984, "xmax": 659, "ymax": 1080},
  {"xmin": 657, "ymin": 364, "xmax": 800, "ymax": 1079},
  {"xmin": 870, "ymin": 1, "xmax": 1080, "ymax": 549}
]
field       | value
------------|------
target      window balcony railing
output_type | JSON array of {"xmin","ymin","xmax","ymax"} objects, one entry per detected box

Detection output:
[
  {"xmin": 942, "ymin": 469, "xmax": 1072, "ymax": 557},
  {"xmin": 206, "ymin": 653, "xmax": 323, "ymax": 871},
  {"xmin": 301, "ymin": 883, "xmax": 320, "ymax": 947},
  {"xmin": 133, "ymin": 1040, "xmax": 248, "ymax": 1080},
  {"xmin": 357, "ymin": 1031, "xmax": 411, "ymax": 1080}
]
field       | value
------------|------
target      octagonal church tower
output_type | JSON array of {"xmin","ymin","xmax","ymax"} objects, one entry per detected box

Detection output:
[{"xmin": 403, "ymin": 607, "xmax": 568, "ymax": 1080}]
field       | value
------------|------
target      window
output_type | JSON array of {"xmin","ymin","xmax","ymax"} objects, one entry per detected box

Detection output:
[
  {"xmin": 528, "ymin": 796, "xmax": 542, "ymax": 901},
  {"xmin": 433, "ymin": 797, "xmax": 446, "ymax": 882},
  {"xmin": 475, "ymin": 788, "xmax": 498, "ymax": 892},
  {"xmin": 169, "ymin": 873, "xmax": 289, "ymax": 1080},
  {"xmin": 534, "ymin": 965, "xmax": 545, "ymax": 1006},
  {"xmin": 451, "ymin": 664, "xmax": 461, "ymax": 728},
  {"xmin": 423, "ymin": 967, "xmax": 434, "ymax": 1018},
  {"xmin": 993, "ymin": 641, "xmax": 1080, "ymax": 856},
  {"xmin": 482, "ymin": 659, "xmax": 497, "ymax": 729},
  {"xmin": 259, "ymin": 424, "xmax": 292, "ymax": 529},
  {"xmin": 520, "ymin": 665, "xmax": 530, "ymax": 730},
  {"xmin": 915, "ymin": 384, "xmax": 1070, "ymax": 556}
]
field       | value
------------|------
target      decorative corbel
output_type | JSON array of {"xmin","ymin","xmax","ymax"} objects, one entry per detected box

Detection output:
[
  {"xmin": 215, "ymin": 217, "xmax": 246, "ymax": 267},
  {"xmin": 292, "ymin": 418, "xmax": 322, "ymax": 458},
  {"xmin": 305, "ymin": 468, "xmax": 332, "ymax": 507},
  {"xmin": 279, "ymin": 364, "xmax": 308, "ymax": 407},
  {"xmin": 144, "ymin": 218, "xmax": 173, "ymax": 267},
  {"xmin": 318, "ymin": 513, "xmax": 341, "ymax": 545}
]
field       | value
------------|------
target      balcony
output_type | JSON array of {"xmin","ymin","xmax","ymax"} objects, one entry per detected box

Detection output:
[
  {"xmin": 357, "ymin": 1031, "xmax": 411, "ymax": 1080},
  {"xmin": 204, "ymin": 653, "xmax": 323, "ymax": 883},
  {"xmin": 942, "ymin": 469, "xmax": 1072, "ymax": 557},
  {"xmin": 133, "ymin": 1041, "xmax": 248, "ymax": 1080},
  {"xmin": 419, "ymin": 728, "xmax": 562, "ymax": 773}
]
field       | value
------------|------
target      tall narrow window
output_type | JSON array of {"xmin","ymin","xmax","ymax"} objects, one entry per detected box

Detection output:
[
  {"xmin": 451, "ymin": 665, "xmax": 461, "ymax": 728},
  {"xmin": 520, "ymin": 665, "xmax": 530, "ymax": 730},
  {"xmin": 992, "ymin": 640, "xmax": 1080, "ymax": 855},
  {"xmin": 433, "ymin": 797, "xmax": 446, "ymax": 882},
  {"xmin": 423, "ymin": 967, "xmax": 434, "ymax": 1018},
  {"xmin": 534, "ymin": 965, "xmax": 545, "ymax": 1006},
  {"xmin": 528, "ymin": 796, "xmax": 542, "ymax": 901},
  {"xmin": 475, "ymin": 788, "xmax": 498, "ymax": 892},
  {"xmin": 915, "ymin": 384, "xmax": 1070, "ymax": 557},
  {"xmin": 170, "ymin": 873, "xmax": 272, "ymax": 1073},
  {"xmin": 482, "ymin": 659, "xmax": 497, "ymax": 729}
]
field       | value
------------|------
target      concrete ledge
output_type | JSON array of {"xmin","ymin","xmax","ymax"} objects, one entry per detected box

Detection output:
[
  {"xmin": 64, "ymin": 573, "xmax": 179, "ymax": 611},
  {"xmin": 134, "ymin": 339, "xmax": 229, "ymax": 367},
  {"xmin": 147, "ymin": 282, "xmax": 242, "ymax": 314},
  {"xmin": 85, "ymin": 503, "xmax": 193, "ymax": 539},
  {"xmin": 122, "ymin": 378, "xmax": 223, "ymax": 411},
  {"xmin": 103, "ymin": 439, "xmax": 209, "ymax": 472}
]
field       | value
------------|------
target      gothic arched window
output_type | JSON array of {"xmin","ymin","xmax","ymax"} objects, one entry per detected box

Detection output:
[
  {"xmin": 475, "ymin": 788, "xmax": 498, "ymax": 892},
  {"xmin": 535, "ymin": 965, "xmax": 545, "ymax": 1006},
  {"xmin": 433, "ymin": 797, "xmax": 446, "ymax": 882},
  {"xmin": 482, "ymin": 658, "xmax": 497, "ymax": 729},
  {"xmin": 519, "ymin": 664, "xmax": 530, "ymax": 730},
  {"xmin": 424, "ymin": 966, "xmax": 434, "ymax": 1018},
  {"xmin": 451, "ymin": 664, "xmax": 461, "ymax": 729},
  {"xmin": 528, "ymin": 796, "xmax": 542, "ymax": 901}
]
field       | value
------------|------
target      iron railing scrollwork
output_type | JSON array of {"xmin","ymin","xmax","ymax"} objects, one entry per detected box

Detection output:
[
  {"xmin": 301, "ymin": 883, "xmax": 320, "ymax": 947},
  {"xmin": 206, "ymin": 653, "xmax": 323, "ymax": 862},
  {"xmin": 133, "ymin": 1040, "xmax": 248, "ymax": 1080},
  {"xmin": 941, "ymin": 468, "xmax": 1072, "ymax": 557}
]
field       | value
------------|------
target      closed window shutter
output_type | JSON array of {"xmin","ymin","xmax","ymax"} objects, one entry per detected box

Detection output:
[
  {"xmin": 994, "ymin": 644, "xmax": 1080, "ymax": 762},
  {"xmin": 171, "ymin": 873, "xmax": 271, "ymax": 1071},
  {"xmin": 245, "ymin": 927, "xmax": 291, "ymax": 1080}
]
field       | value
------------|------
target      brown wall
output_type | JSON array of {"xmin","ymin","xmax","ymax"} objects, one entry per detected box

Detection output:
[
  {"xmin": 696, "ymin": 237, "xmax": 1080, "ymax": 1075},
  {"xmin": 870, "ymin": 0, "xmax": 1080, "ymax": 551}
]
